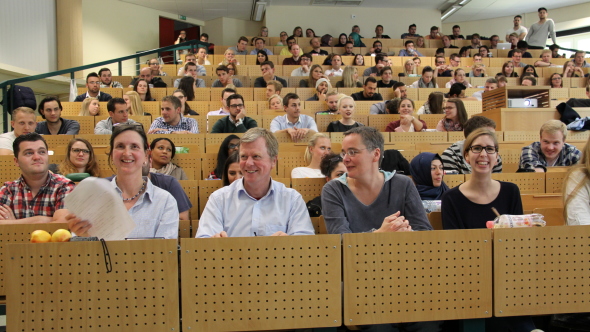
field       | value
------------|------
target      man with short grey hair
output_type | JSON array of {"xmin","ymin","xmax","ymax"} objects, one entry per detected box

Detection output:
[{"xmin": 196, "ymin": 127, "xmax": 315, "ymax": 238}]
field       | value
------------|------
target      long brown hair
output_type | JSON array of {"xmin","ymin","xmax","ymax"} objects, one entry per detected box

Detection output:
[{"xmin": 58, "ymin": 138, "xmax": 100, "ymax": 177}]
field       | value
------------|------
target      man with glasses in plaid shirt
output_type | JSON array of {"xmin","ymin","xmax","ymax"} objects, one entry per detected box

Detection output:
[{"xmin": 0, "ymin": 133, "xmax": 74, "ymax": 223}]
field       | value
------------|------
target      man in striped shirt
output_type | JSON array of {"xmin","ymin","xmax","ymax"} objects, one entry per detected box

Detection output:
[{"xmin": 148, "ymin": 96, "xmax": 199, "ymax": 134}]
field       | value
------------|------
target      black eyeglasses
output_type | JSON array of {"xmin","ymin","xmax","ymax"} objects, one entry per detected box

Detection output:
[
  {"xmin": 469, "ymin": 145, "xmax": 498, "ymax": 154},
  {"xmin": 72, "ymin": 148, "xmax": 90, "ymax": 155},
  {"xmin": 229, "ymin": 104, "xmax": 244, "ymax": 109}
]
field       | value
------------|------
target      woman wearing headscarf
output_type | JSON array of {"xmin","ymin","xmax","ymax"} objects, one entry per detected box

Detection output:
[
  {"xmin": 348, "ymin": 32, "xmax": 366, "ymax": 47},
  {"xmin": 410, "ymin": 152, "xmax": 449, "ymax": 200}
]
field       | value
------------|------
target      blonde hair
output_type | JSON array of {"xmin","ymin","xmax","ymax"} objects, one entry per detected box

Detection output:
[
  {"xmin": 336, "ymin": 95, "xmax": 355, "ymax": 112},
  {"xmin": 221, "ymin": 49, "xmax": 235, "ymax": 66},
  {"xmin": 13, "ymin": 107, "xmax": 35, "ymax": 117},
  {"xmin": 404, "ymin": 60, "xmax": 417, "ymax": 75},
  {"xmin": 125, "ymin": 91, "xmax": 144, "ymax": 116},
  {"xmin": 304, "ymin": 133, "xmax": 330, "ymax": 164},
  {"xmin": 268, "ymin": 94, "xmax": 282, "ymax": 108},
  {"xmin": 241, "ymin": 127, "xmax": 279, "ymax": 159},
  {"xmin": 563, "ymin": 134, "xmax": 590, "ymax": 222},
  {"xmin": 342, "ymin": 66, "xmax": 358, "ymax": 88},
  {"xmin": 79, "ymin": 97, "xmax": 99, "ymax": 116},
  {"xmin": 540, "ymin": 119, "xmax": 567, "ymax": 140}
]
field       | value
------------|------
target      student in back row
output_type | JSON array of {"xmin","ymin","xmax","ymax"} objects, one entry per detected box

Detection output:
[
  {"xmin": 36, "ymin": 96, "xmax": 80, "ymax": 135},
  {"xmin": 0, "ymin": 107, "xmax": 38, "ymax": 155},
  {"xmin": 211, "ymin": 94, "xmax": 258, "ymax": 133}
]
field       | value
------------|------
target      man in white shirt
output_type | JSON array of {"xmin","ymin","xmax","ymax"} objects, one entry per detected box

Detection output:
[
  {"xmin": 207, "ymin": 88, "xmax": 236, "ymax": 117},
  {"xmin": 291, "ymin": 53, "xmax": 312, "ymax": 76},
  {"xmin": 526, "ymin": 7, "xmax": 557, "ymax": 49},
  {"xmin": 506, "ymin": 15, "xmax": 528, "ymax": 41},
  {"xmin": 325, "ymin": 55, "xmax": 344, "ymax": 77},
  {"xmin": 0, "ymin": 107, "xmax": 37, "ymax": 155},
  {"xmin": 270, "ymin": 93, "xmax": 318, "ymax": 142}
]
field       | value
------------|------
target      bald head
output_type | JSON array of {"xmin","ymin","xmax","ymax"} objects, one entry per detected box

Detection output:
[{"xmin": 139, "ymin": 67, "xmax": 153, "ymax": 81}]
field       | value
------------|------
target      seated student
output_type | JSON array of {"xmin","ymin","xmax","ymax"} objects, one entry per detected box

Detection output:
[
  {"xmin": 265, "ymin": 80, "xmax": 283, "ymax": 100},
  {"xmin": 254, "ymin": 61, "xmax": 288, "ymax": 88},
  {"xmin": 399, "ymin": 59, "xmax": 417, "ymax": 77},
  {"xmin": 500, "ymin": 61, "xmax": 519, "ymax": 78},
  {"xmin": 335, "ymin": 66, "xmax": 362, "ymax": 88},
  {"xmin": 212, "ymin": 65, "xmax": 243, "ymax": 88},
  {"xmin": 0, "ymin": 107, "xmax": 37, "ymax": 155},
  {"xmin": 291, "ymin": 53, "xmax": 312, "ymax": 76},
  {"xmin": 348, "ymin": 32, "xmax": 365, "ymax": 47},
  {"xmin": 268, "ymin": 94, "xmax": 283, "ymax": 110},
  {"xmin": 208, "ymin": 88, "xmax": 235, "ymax": 117},
  {"xmin": 520, "ymin": 75, "xmax": 536, "ymax": 86},
  {"xmin": 270, "ymin": 93, "xmax": 318, "ymax": 142},
  {"xmin": 564, "ymin": 135, "xmax": 590, "ymax": 225},
  {"xmin": 417, "ymin": 91, "xmax": 444, "ymax": 115},
  {"xmin": 363, "ymin": 53, "xmax": 388, "ymax": 77},
  {"xmin": 324, "ymin": 55, "xmax": 344, "ymax": 77},
  {"xmin": 0, "ymin": 133, "xmax": 74, "ymax": 223},
  {"xmin": 282, "ymin": 44, "xmax": 302, "ymax": 66},
  {"xmin": 508, "ymin": 41, "xmax": 532, "ymax": 58},
  {"xmin": 496, "ymin": 75, "xmax": 508, "ymax": 88},
  {"xmin": 436, "ymin": 98, "xmax": 468, "ymax": 132},
  {"xmin": 74, "ymin": 72, "xmax": 113, "ymax": 102},
  {"xmin": 445, "ymin": 82, "xmax": 467, "ymax": 98},
  {"xmin": 467, "ymin": 64, "xmax": 487, "ymax": 78},
  {"xmin": 369, "ymin": 82, "xmax": 407, "ymax": 114},
  {"xmin": 398, "ymin": 40, "xmax": 423, "ymax": 57},
  {"xmin": 385, "ymin": 98, "xmax": 426, "ymax": 132},
  {"xmin": 172, "ymin": 89, "xmax": 199, "ymax": 116},
  {"xmin": 291, "ymin": 133, "xmax": 332, "ymax": 178},
  {"xmin": 219, "ymin": 48, "xmax": 241, "ymax": 66},
  {"xmin": 534, "ymin": 49, "xmax": 554, "ymax": 67},
  {"xmin": 57, "ymin": 138, "xmax": 100, "ymax": 177},
  {"xmin": 306, "ymin": 78, "xmax": 332, "ymax": 101},
  {"xmin": 351, "ymin": 77, "xmax": 383, "ymax": 101},
  {"xmin": 341, "ymin": 41, "xmax": 355, "ymax": 56},
  {"xmin": 410, "ymin": 66, "xmax": 438, "ymax": 88},
  {"xmin": 563, "ymin": 60, "xmax": 585, "ymax": 78},
  {"xmin": 442, "ymin": 128, "xmax": 538, "ymax": 331},
  {"xmin": 410, "ymin": 152, "xmax": 449, "ymax": 200},
  {"xmin": 377, "ymin": 66, "xmax": 398, "ymax": 88},
  {"xmin": 250, "ymin": 38, "xmax": 273, "ymax": 55},
  {"xmin": 174, "ymin": 62, "xmax": 206, "ymax": 88},
  {"xmin": 300, "ymin": 64, "xmax": 326, "ymax": 88},
  {"xmin": 315, "ymin": 91, "xmax": 342, "ymax": 115},
  {"xmin": 94, "ymin": 98, "xmax": 138, "ymax": 135},
  {"xmin": 124, "ymin": 91, "xmax": 150, "ymax": 116},
  {"xmin": 479, "ymin": 45, "xmax": 491, "ymax": 58},
  {"xmin": 35, "ymin": 96, "xmax": 80, "ymax": 135},
  {"xmin": 445, "ymin": 68, "xmax": 472, "ymax": 88},
  {"xmin": 128, "ymin": 66, "xmax": 168, "ymax": 88},
  {"xmin": 149, "ymin": 138, "xmax": 188, "ymax": 181},
  {"xmin": 134, "ymin": 78, "xmax": 156, "ymax": 101},
  {"xmin": 472, "ymin": 78, "xmax": 499, "ymax": 101},
  {"xmin": 327, "ymin": 96, "xmax": 364, "ymax": 132},
  {"xmin": 211, "ymin": 93, "xmax": 258, "ymax": 133},
  {"xmin": 209, "ymin": 135, "xmax": 240, "ymax": 180},
  {"xmin": 221, "ymin": 151, "xmax": 243, "ymax": 186},
  {"xmin": 196, "ymin": 128, "xmax": 315, "ymax": 238},
  {"xmin": 565, "ymin": 85, "xmax": 590, "ymax": 107},
  {"xmin": 520, "ymin": 120, "xmax": 580, "ymax": 172},
  {"xmin": 549, "ymin": 73, "xmax": 563, "ymax": 88},
  {"xmin": 79, "ymin": 97, "xmax": 100, "ymax": 116},
  {"xmin": 442, "ymin": 116, "xmax": 503, "ymax": 174},
  {"xmin": 523, "ymin": 64, "xmax": 538, "ymax": 77},
  {"xmin": 306, "ymin": 153, "xmax": 347, "ymax": 217},
  {"xmin": 68, "ymin": 125, "xmax": 179, "ymax": 239},
  {"xmin": 98, "ymin": 67, "xmax": 123, "ymax": 88},
  {"xmin": 148, "ymin": 96, "xmax": 199, "ymax": 134}
]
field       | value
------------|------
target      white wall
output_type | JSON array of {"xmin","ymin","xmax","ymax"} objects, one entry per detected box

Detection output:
[
  {"xmin": 0, "ymin": 0, "xmax": 56, "ymax": 73},
  {"xmin": 81, "ymin": 0, "xmax": 205, "ymax": 76},
  {"xmin": 442, "ymin": 3, "xmax": 590, "ymax": 42},
  {"xmin": 265, "ymin": 6, "xmax": 441, "ymax": 40},
  {"xmin": 203, "ymin": 17, "xmax": 263, "ymax": 46}
]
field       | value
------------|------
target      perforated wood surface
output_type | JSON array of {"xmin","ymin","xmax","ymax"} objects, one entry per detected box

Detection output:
[
  {"xmin": 0, "ymin": 156, "xmax": 21, "ymax": 185},
  {"xmin": 466, "ymin": 173, "xmax": 545, "ymax": 194},
  {"xmin": 343, "ymin": 230, "xmax": 492, "ymax": 325},
  {"xmin": 291, "ymin": 178, "xmax": 326, "ymax": 203},
  {"xmin": 179, "ymin": 180, "xmax": 199, "ymax": 220},
  {"xmin": 494, "ymin": 226, "xmax": 590, "ymax": 316},
  {"xmin": 546, "ymin": 171, "xmax": 566, "ymax": 193},
  {"xmin": 6, "ymin": 239, "xmax": 180, "ymax": 331},
  {"xmin": 391, "ymin": 131, "xmax": 447, "ymax": 144},
  {"xmin": 0, "ymin": 224, "xmax": 68, "ymax": 297},
  {"xmin": 180, "ymin": 235, "xmax": 341, "ymax": 331}
]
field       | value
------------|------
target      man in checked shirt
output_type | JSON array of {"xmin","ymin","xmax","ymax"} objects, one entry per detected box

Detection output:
[
  {"xmin": 148, "ymin": 96, "xmax": 199, "ymax": 134},
  {"xmin": 0, "ymin": 133, "xmax": 74, "ymax": 223}
]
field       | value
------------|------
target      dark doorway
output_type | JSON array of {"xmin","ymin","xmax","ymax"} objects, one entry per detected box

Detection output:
[{"xmin": 159, "ymin": 17, "xmax": 200, "ymax": 64}]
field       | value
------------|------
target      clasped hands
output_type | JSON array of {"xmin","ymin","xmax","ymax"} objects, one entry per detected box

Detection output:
[{"xmin": 374, "ymin": 211, "xmax": 413, "ymax": 233}]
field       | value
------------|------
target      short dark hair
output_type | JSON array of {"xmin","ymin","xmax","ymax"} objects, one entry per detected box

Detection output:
[
  {"xmin": 521, "ymin": 75, "xmax": 537, "ymax": 85},
  {"xmin": 473, "ymin": 53, "xmax": 482, "ymax": 58},
  {"xmin": 283, "ymin": 93, "xmax": 299, "ymax": 107},
  {"xmin": 471, "ymin": 33, "xmax": 480, "ymax": 39},
  {"xmin": 373, "ymin": 40, "xmax": 382, "ymax": 47},
  {"xmin": 98, "ymin": 68, "xmax": 111, "ymax": 76},
  {"xmin": 404, "ymin": 40, "xmax": 414, "ymax": 47},
  {"xmin": 514, "ymin": 15, "xmax": 522, "ymax": 19},
  {"xmin": 345, "ymin": 41, "xmax": 354, "ymax": 47},
  {"xmin": 450, "ymin": 53, "xmax": 460, "ymax": 61},
  {"xmin": 490, "ymin": 35, "xmax": 499, "ymax": 40},
  {"xmin": 449, "ymin": 82, "xmax": 466, "ymax": 97},
  {"xmin": 301, "ymin": 53, "xmax": 313, "ymax": 61},
  {"xmin": 364, "ymin": 76, "xmax": 378, "ymax": 85},
  {"xmin": 238, "ymin": 36, "xmax": 248, "ymax": 43},
  {"xmin": 109, "ymin": 124, "xmax": 148, "ymax": 162},
  {"xmin": 107, "ymin": 97, "xmax": 126, "ymax": 113},
  {"xmin": 255, "ymin": 37, "xmax": 265, "ymax": 44},
  {"xmin": 286, "ymin": 36, "xmax": 296, "ymax": 43},
  {"xmin": 200, "ymin": 33, "xmax": 209, "ymax": 39},
  {"xmin": 463, "ymin": 116, "xmax": 496, "ymax": 138},
  {"xmin": 430, "ymin": 26, "xmax": 439, "ymax": 32},
  {"xmin": 452, "ymin": 25, "xmax": 460, "ymax": 30},
  {"xmin": 216, "ymin": 65, "xmax": 229, "ymax": 73},
  {"xmin": 226, "ymin": 93, "xmax": 244, "ymax": 108},
  {"xmin": 376, "ymin": 24, "xmax": 384, "ymax": 29},
  {"xmin": 392, "ymin": 82, "xmax": 405, "ymax": 90},
  {"xmin": 320, "ymin": 153, "xmax": 343, "ymax": 178},
  {"xmin": 13, "ymin": 132, "xmax": 47, "ymax": 158},
  {"xmin": 549, "ymin": 44, "xmax": 560, "ymax": 51},
  {"xmin": 538, "ymin": 7, "xmax": 547, "ymax": 12},
  {"xmin": 516, "ymin": 40, "xmax": 529, "ymax": 49},
  {"xmin": 260, "ymin": 61, "xmax": 274, "ymax": 69},
  {"xmin": 221, "ymin": 88, "xmax": 237, "ymax": 99},
  {"xmin": 435, "ymin": 48, "xmax": 445, "ymax": 55},
  {"xmin": 38, "ymin": 96, "xmax": 62, "ymax": 118},
  {"xmin": 162, "ymin": 95, "xmax": 182, "ymax": 110},
  {"xmin": 512, "ymin": 49, "xmax": 523, "ymax": 56},
  {"xmin": 409, "ymin": 24, "xmax": 416, "ymax": 29},
  {"xmin": 150, "ymin": 138, "xmax": 176, "ymax": 159},
  {"xmin": 86, "ymin": 72, "xmax": 99, "ymax": 83},
  {"xmin": 375, "ymin": 53, "xmax": 387, "ymax": 63}
]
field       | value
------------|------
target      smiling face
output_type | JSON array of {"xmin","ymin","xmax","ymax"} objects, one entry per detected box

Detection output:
[
  {"xmin": 431, "ymin": 159, "xmax": 444, "ymax": 187},
  {"xmin": 540, "ymin": 130, "xmax": 564, "ymax": 161},
  {"xmin": 398, "ymin": 99, "xmax": 414, "ymax": 115},
  {"xmin": 339, "ymin": 98, "xmax": 355, "ymax": 120},
  {"xmin": 15, "ymin": 140, "xmax": 48, "ymax": 177},
  {"xmin": 70, "ymin": 141, "xmax": 90, "ymax": 170},
  {"xmin": 465, "ymin": 135, "xmax": 497, "ymax": 174},
  {"xmin": 504, "ymin": 62, "xmax": 514, "ymax": 75},
  {"xmin": 341, "ymin": 133, "xmax": 379, "ymax": 179},
  {"xmin": 444, "ymin": 101, "xmax": 458, "ymax": 120},
  {"xmin": 354, "ymin": 55, "xmax": 364, "ymax": 65},
  {"xmin": 239, "ymin": 137, "xmax": 276, "ymax": 189},
  {"xmin": 111, "ymin": 130, "xmax": 147, "ymax": 176}
]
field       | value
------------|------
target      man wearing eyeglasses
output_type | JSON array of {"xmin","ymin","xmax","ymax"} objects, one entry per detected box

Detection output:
[
  {"xmin": 147, "ymin": 58, "xmax": 167, "ymax": 76},
  {"xmin": 211, "ymin": 94, "xmax": 258, "ymax": 134},
  {"xmin": 290, "ymin": 53, "xmax": 312, "ymax": 76},
  {"xmin": 35, "ymin": 96, "xmax": 80, "ymax": 135},
  {"xmin": 435, "ymin": 56, "xmax": 453, "ymax": 77},
  {"xmin": 74, "ymin": 72, "xmax": 112, "ymax": 102},
  {"xmin": 0, "ymin": 133, "xmax": 74, "ymax": 224},
  {"xmin": 148, "ymin": 96, "xmax": 199, "ymax": 134}
]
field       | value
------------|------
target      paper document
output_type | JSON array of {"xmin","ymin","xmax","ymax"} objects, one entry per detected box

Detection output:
[{"xmin": 64, "ymin": 177, "xmax": 136, "ymax": 241}]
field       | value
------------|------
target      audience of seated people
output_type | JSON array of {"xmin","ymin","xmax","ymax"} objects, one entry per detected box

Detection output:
[{"xmin": 210, "ymin": 93, "xmax": 258, "ymax": 133}]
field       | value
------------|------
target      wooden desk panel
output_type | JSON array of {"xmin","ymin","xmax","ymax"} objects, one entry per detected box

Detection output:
[
  {"xmin": 343, "ymin": 230, "xmax": 492, "ymax": 325},
  {"xmin": 477, "ymin": 108, "xmax": 590, "ymax": 131},
  {"xmin": 180, "ymin": 235, "xmax": 341, "ymax": 331}
]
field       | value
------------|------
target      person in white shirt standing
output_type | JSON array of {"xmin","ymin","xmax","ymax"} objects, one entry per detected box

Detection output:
[
  {"xmin": 506, "ymin": 15, "xmax": 528, "ymax": 42},
  {"xmin": 526, "ymin": 7, "xmax": 556, "ymax": 50}
]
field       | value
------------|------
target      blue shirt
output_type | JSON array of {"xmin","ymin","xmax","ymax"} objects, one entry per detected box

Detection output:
[
  {"xmin": 195, "ymin": 178, "xmax": 315, "ymax": 238},
  {"xmin": 398, "ymin": 49, "xmax": 423, "ymax": 57},
  {"xmin": 149, "ymin": 116, "xmax": 199, "ymax": 134},
  {"xmin": 270, "ymin": 114, "xmax": 318, "ymax": 132},
  {"xmin": 111, "ymin": 177, "xmax": 179, "ymax": 239}
]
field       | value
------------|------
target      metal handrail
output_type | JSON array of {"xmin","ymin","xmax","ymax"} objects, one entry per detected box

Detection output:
[{"xmin": 0, "ymin": 39, "xmax": 206, "ymax": 132}]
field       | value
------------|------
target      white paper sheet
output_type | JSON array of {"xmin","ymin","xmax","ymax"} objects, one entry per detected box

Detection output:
[{"xmin": 64, "ymin": 177, "xmax": 136, "ymax": 241}]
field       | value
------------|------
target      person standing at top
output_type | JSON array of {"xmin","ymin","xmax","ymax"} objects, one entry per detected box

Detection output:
[{"xmin": 526, "ymin": 7, "xmax": 556, "ymax": 50}]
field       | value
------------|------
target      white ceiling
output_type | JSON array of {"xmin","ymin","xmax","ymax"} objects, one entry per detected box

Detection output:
[{"xmin": 121, "ymin": 0, "xmax": 590, "ymax": 24}]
